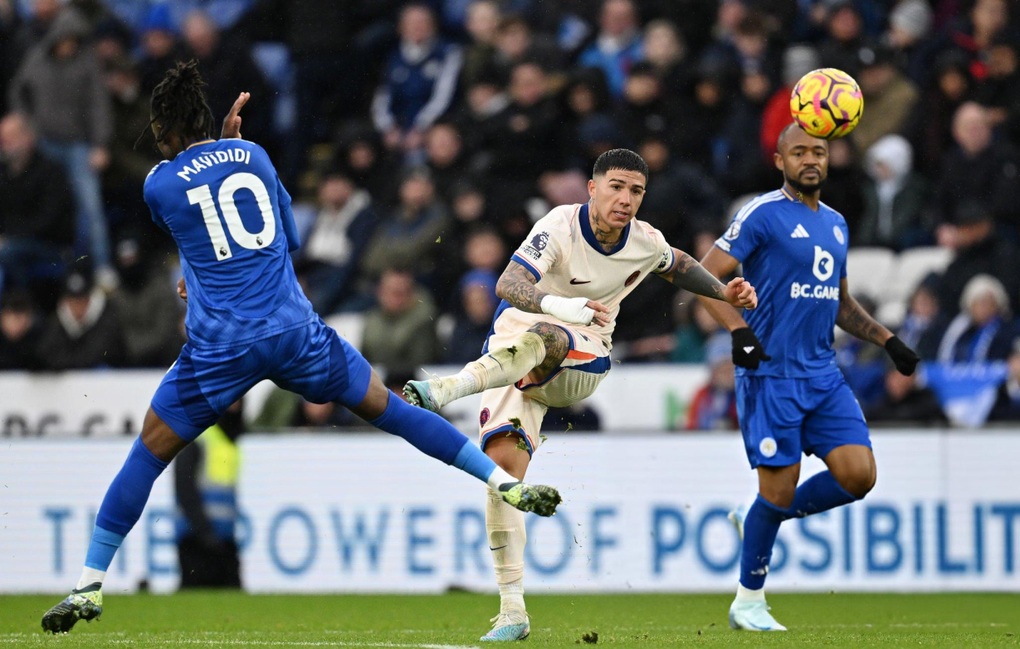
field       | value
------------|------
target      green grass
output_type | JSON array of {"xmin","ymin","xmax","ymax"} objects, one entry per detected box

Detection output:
[{"xmin": 1, "ymin": 592, "xmax": 1017, "ymax": 647}]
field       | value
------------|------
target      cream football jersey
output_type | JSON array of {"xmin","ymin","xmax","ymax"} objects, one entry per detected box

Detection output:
[{"xmin": 503, "ymin": 202, "xmax": 675, "ymax": 348}]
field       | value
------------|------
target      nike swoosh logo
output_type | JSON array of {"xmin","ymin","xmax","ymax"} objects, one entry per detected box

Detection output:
[
  {"xmin": 570, "ymin": 278, "xmax": 591, "ymax": 285},
  {"xmin": 489, "ymin": 545, "xmax": 508, "ymax": 551}
]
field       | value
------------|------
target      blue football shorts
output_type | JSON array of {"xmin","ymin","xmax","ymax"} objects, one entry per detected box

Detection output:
[
  {"xmin": 735, "ymin": 369, "xmax": 870, "ymax": 468},
  {"xmin": 151, "ymin": 317, "xmax": 372, "ymax": 441}
]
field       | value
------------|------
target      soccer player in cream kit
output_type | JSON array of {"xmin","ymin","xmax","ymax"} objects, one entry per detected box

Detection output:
[
  {"xmin": 405, "ymin": 148, "xmax": 760, "ymax": 641},
  {"xmin": 699, "ymin": 123, "xmax": 920, "ymax": 631},
  {"xmin": 41, "ymin": 61, "xmax": 562, "ymax": 634}
]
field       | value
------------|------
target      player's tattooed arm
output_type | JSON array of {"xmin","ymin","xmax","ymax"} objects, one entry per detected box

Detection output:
[
  {"xmin": 836, "ymin": 278, "xmax": 893, "ymax": 345},
  {"xmin": 496, "ymin": 261, "xmax": 549, "ymax": 313},
  {"xmin": 664, "ymin": 249, "xmax": 729, "ymax": 300}
]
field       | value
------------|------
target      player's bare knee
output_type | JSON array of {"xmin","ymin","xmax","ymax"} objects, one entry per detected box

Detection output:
[{"xmin": 843, "ymin": 470, "xmax": 876, "ymax": 499}]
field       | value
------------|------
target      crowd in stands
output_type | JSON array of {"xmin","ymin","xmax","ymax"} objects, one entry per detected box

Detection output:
[{"xmin": 3, "ymin": 0, "xmax": 1020, "ymax": 428}]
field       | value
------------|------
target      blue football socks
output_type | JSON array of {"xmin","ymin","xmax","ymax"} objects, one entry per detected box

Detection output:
[
  {"xmin": 739, "ymin": 494, "xmax": 788, "ymax": 590},
  {"xmin": 89, "ymin": 437, "xmax": 169, "ymax": 570},
  {"xmin": 789, "ymin": 470, "xmax": 857, "ymax": 518},
  {"xmin": 371, "ymin": 393, "xmax": 496, "ymax": 482}
]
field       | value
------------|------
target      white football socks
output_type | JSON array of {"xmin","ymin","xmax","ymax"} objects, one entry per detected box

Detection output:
[
  {"xmin": 487, "ymin": 488, "xmax": 527, "ymax": 615},
  {"xmin": 440, "ymin": 332, "xmax": 546, "ymax": 405},
  {"xmin": 735, "ymin": 583, "xmax": 766, "ymax": 603},
  {"xmin": 76, "ymin": 567, "xmax": 105, "ymax": 590}
]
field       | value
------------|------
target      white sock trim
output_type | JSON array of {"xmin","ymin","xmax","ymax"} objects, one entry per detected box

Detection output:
[{"xmin": 735, "ymin": 583, "xmax": 766, "ymax": 603}]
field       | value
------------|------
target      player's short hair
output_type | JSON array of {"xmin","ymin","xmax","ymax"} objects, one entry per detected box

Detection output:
[
  {"xmin": 592, "ymin": 148, "xmax": 649, "ymax": 181},
  {"xmin": 150, "ymin": 60, "xmax": 215, "ymax": 143}
]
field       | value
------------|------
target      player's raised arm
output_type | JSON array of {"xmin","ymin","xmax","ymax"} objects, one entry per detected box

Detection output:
[
  {"xmin": 664, "ymin": 248, "xmax": 758, "ymax": 309},
  {"xmin": 496, "ymin": 260, "xmax": 611, "ymax": 326},
  {"xmin": 836, "ymin": 277, "xmax": 919, "ymax": 375},
  {"xmin": 220, "ymin": 91, "xmax": 250, "ymax": 139}
]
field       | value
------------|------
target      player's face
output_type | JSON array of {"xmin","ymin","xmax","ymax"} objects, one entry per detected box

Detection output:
[
  {"xmin": 775, "ymin": 128, "xmax": 828, "ymax": 194},
  {"xmin": 588, "ymin": 169, "xmax": 646, "ymax": 231}
]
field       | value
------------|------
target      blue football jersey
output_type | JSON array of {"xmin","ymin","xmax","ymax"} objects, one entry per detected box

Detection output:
[
  {"xmin": 144, "ymin": 139, "xmax": 314, "ymax": 348},
  {"xmin": 715, "ymin": 188, "xmax": 849, "ymax": 378}
]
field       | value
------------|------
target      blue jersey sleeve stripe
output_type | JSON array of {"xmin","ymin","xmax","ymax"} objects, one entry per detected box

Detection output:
[{"xmin": 510, "ymin": 254, "xmax": 542, "ymax": 281}]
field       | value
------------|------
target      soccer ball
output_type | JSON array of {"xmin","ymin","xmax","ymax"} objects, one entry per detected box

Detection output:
[{"xmin": 789, "ymin": 68, "xmax": 864, "ymax": 140}]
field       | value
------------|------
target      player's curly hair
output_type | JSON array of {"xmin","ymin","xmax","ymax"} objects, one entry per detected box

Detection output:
[
  {"xmin": 592, "ymin": 148, "xmax": 649, "ymax": 180},
  {"xmin": 150, "ymin": 60, "xmax": 215, "ymax": 144}
]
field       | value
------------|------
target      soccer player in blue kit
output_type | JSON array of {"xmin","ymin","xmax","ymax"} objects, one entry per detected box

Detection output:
[
  {"xmin": 41, "ymin": 61, "xmax": 561, "ymax": 634},
  {"xmin": 697, "ymin": 124, "xmax": 920, "ymax": 631}
]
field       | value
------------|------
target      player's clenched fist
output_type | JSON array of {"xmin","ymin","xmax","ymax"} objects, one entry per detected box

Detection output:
[{"xmin": 724, "ymin": 277, "xmax": 758, "ymax": 309}]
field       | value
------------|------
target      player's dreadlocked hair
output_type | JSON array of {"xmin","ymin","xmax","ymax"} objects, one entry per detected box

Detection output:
[
  {"xmin": 592, "ymin": 148, "xmax": 649, "ymax": 180},
  {"xmin": 150, "ymin": 60, "xmax": 215, "ymax": 144}
]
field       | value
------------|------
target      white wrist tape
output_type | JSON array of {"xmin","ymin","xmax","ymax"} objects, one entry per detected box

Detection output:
[{"xmin": 540, "ymin": 295, "xmax": 595, "ymax": 325}]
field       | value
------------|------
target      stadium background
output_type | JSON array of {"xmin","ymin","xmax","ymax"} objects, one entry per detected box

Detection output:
[{"xmin": 1, "ymin": 0, "xmax": 1019, "ymax": 599}]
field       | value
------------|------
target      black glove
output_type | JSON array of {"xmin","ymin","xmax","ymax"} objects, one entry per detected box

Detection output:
[
  {"xmin": 885, "ymin": 335, "xmax": 919, "ymax": 376},
  {"xmin": 731, "ymin": 327, "xmax": 771, "ymax": 370}
]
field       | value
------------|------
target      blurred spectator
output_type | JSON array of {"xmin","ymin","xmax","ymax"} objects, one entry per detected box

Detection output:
[
  {"xmin": 492, "ymin": 13, "xmax": 565, "ymax": 82},
  {"xmin": 360, "ymin": 166, "xmax": 449, "ymax": 285},
  {"xmin": 5, "ymin": 0, "xmax": 63, "ymax": 80},
  {"xmin": 850, "ymin": 43, "xmax": 920, "ymax": 154},
  {"xmin": 897, "ymin": 273, "xmax": 948, "ymax": 361},
  {"xmin": 760, "ymin": 44, "xmax": 820, "ymax": 160},
  {"xmin": 136, "ymin": 4, "xmax": 187, "ymax": 96},
  {"xmin": 371, "ymin": 3, "xmax": 462, "ymax": 161},
  {"xmin": 613, "ymin": 61, "xmax": 678, "ymax": 151},
  {"xmin": 988, "ymin": 339, "xmax": 1020, "ymax": 421},
  {"xmin": 8, "ymin": 6, "xmax": 116, "ymax": 289},
  {"xmin": 423, "ymin": 121, "xmax": 471, "ymax": 203},
  {"xmin": 109, "ymin": 237, "xmax": 184, "ymax": 368},
  {"xmin": 915, "ymin": 51, "xmax": 973, "ymax": 178},
  {"xmin": 835, "ymin": 293, "xmax": 886, "ymax": 410},
  {"xmin": 443, "ymin": 268, "xmax": 499, "ymax": 364},
  {"xmin": 484, "ymin": 60, "xmax": 563, "ymax": 218},
  {"xmin": 928, "ymin": 0, "xmax": 1013, "ymax": 85},
  {"xmin": 857, "ymin": 134, "xmax": 930, "ymax": 250},
  {"xmin": 637, "ymin": 134, "xmax": 726, "ymax": 251},
  {"xmin": 435, "ymin": 223, "xmax": 507, "ymax": 313},
  {"xmin": 865, "ymin": 361, "xmax": 949, "ymax": 425},
  {"xmin": 0, "ymin": 111, "xmax": 74, "ymax": 303},
  {"xmin": 672, "ymin": 54, "xmax": 738, "ymax": 173},
  {"xmin": 973, "ymin": 36, "xmax": 1020, "ymax": 141},
  {"xmin": 450, "ymin": 67, "xmax": 509, "ymax": 168},
  {"xmin": 102, "ymin": 56, "xmax": 164, "ymax": 244},
  {"xmin": 460, "ymin": 0, "xmax": 502, "ymax": 88},
  {"xmin": 671, "ymin": 298, "xmax": 724, "ymax": 363},
  {"xmin": 559, "ymin": 67, "xmax": 614, "ymax": 171},
  {"xmin": 685, "ymin": 333, "xmax": 739, "ymax": 431},
  {"xmin": 884, "ymin": 0, "xmax": 935, "ymax": 85},
  {"xmin": 817, "ymin": 136, "xmax": 866, "ymax": 232},
  {"xmin": 182, "ymin": 10, "xmax": 274, "ymax": 154},
  {"xmin": 295, "ymin": 171, "xmax": 377, "ymax": 315},
  {"xmin": 333, "ymin": 124, "xmax": 398, "ymax": 203},
  {"xmin": 577, "ymin": 0, "xmax": 643, "ymax": 99},
  {"xmin": 936, "ymin": 274, "xmax": 1014, "ymax": 363},
  {"xmin": 0, "ymin": 288, "xmax": 44, "ymax": 370},
  {"xmin": 174, "ymin": 401, "xmax": 244, "ymax": 589},
  {"xmin": 934, "ymin": 101, "xmax": 1020, "ymax": 230},
  {"xmin": 936, "ymin": 200, "xmax": 1020, "ymax": 318},
  {"xmin": 37, "ymin": 265, "xmax": 126, "ymax": 370},
  {"xmin": 359, "ymin": 267, "xmax": 440, "ymax": 376},
  {"xmin": 641, "ymin": 18, "xmax": 692, "ymax": 94},
  {"xmin": 240, "ymin": 0, "xmax": 372, "ymax": 183},
  {"xmin": 817, "ymin": 0, "xmax": 868, "ymax": 74}
]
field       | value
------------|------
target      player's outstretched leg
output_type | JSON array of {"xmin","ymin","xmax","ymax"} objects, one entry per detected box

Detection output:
[
  {"xmin": 403, "ymin": 332, "xmax": 546, "ymax": 412},
  {"xmin": 41, "ymin": 583, "xmax": 103, "ymax": 634}
]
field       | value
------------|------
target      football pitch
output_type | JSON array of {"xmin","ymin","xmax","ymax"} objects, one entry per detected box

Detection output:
[{"xmin": 0, "ymin": 592, "xmax": 1017, "ymax": 647}]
